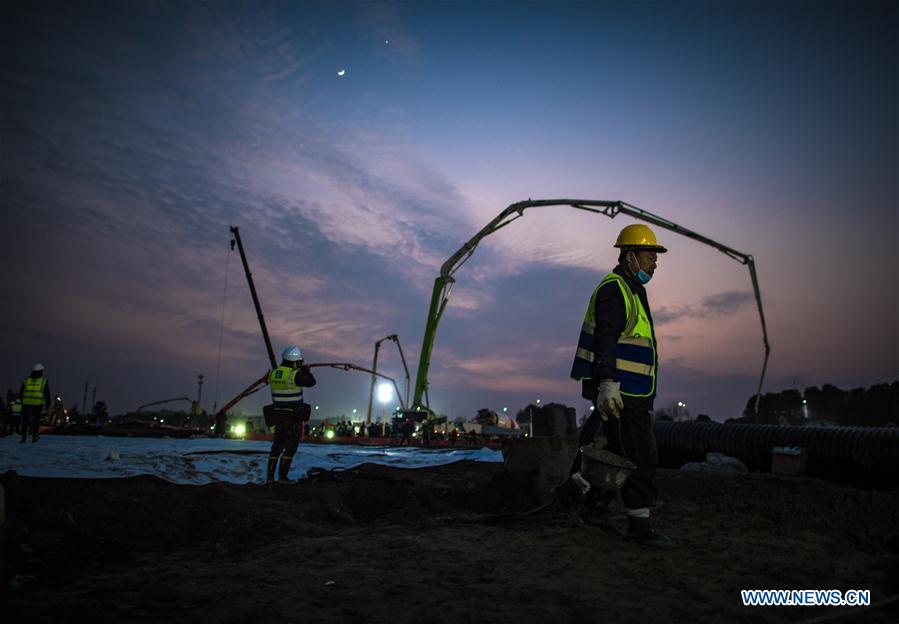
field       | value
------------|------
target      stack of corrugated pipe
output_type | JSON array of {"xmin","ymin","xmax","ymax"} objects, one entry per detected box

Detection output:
[{"xmin": 653, "ymin": 422, "xmax": 899, "ymax": 489}]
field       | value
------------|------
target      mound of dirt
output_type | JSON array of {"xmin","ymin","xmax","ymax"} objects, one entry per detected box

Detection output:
[{"xmin": 2, "ymin": 462, "xmax": 898, "ymax": 624}]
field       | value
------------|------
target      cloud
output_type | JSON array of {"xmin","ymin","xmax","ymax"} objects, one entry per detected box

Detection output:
[
  {"xmin": 653, "ymin": 290, "xmax": 754, "ymax": 325},
  {"xmin": 653, "ymin": 305, "xmax": 693, "ymax": 325},
  {"xmin": 700, "ymin": 290, "xmax": 755, "ymax": 317}
]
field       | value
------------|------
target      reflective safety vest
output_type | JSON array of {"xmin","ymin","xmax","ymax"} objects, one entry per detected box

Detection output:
[
  {"xmin": 10, "ymin": 400, "xmax": 23, "ymax": 416},
  {"xmin": 22, "ymin": 377, "xmax": 47, "ymax": 406},
  {"xmin": 570, "ymin": 273, "xmax": 656, "ymax": 397},
  {"xmin": 269, "ymin": 366, "xmax": 304, "ymax": 409}
]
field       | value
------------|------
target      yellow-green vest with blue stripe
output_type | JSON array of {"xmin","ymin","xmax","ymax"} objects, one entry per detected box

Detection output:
[{"xmin": 570, "ymin": 273, "xmax": 656, "ymax": 397}]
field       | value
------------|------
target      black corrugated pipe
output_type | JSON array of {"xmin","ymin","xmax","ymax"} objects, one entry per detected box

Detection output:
[{"xmin": 653, "ymin": 422, "xmax": 899, "ymax": 490}]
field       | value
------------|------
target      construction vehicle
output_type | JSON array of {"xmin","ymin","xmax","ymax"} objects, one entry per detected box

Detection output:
[
  {"xmin": 215, "ymin": 227, "xmax": 405, "ymax": 426},
  {"xmin": 408, "ymin": 199, "xmax": 770, "ymax": 422}
]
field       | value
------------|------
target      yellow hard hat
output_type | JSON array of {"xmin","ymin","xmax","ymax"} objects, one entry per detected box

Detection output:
[{"xmin": 614, "ymin": 224, "xmax": 667, "ymax": 252}]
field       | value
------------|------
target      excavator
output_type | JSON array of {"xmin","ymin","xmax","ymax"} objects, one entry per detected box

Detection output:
[{"xmin": 405, "ymin": 198, "xmax": 770, "ymax": 423}]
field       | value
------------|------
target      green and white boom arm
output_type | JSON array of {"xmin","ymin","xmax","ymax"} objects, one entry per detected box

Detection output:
[{"xmin": 411, "ymin": 199, "xmax": 771, "ymax": 415}]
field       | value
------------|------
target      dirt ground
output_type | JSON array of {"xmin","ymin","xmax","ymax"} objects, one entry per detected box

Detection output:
[{"xmin": 2, "ymin": 461, "xmax": 898, "ymax": 624}]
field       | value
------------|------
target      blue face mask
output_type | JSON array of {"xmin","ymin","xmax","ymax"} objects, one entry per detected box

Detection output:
[{"xmin": 627, "ymin": 252, "xmax": 653, "ymax": 284}]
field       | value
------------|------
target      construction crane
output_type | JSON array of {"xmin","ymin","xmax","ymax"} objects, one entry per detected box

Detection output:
[
  {"xmin": 216, "ymin": 226, "xmax": 405, "ymax": 421},
  {"xmin": 409, "ymin": 199, "xmax": 770, "ymax": 417},
  {"xmin": 230, "ymin": 226, "xmax": 277, "ymax": 370},
  {"xmin": 365, "ymin": 334, "xmax": 411, "ymax": 426}
]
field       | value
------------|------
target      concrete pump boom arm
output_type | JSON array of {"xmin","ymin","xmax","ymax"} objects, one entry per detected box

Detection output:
[
  {"xmin": 412, "ymin": 199, "xmax": 770, "ymax": 415},
  {"xmin": 366, "ymin": 335, "xmax": 412, "ymax": 425},
  {"xmin": 308, "ymin": 362, "xmax": 406, "ymax": 411},
  {"xmin": 216, "ymin": 363, "xmax": 406, "ymax": 418},
  {"xmin": 136, "ymin": 397, "xmax": 192, "ymax": 412}
]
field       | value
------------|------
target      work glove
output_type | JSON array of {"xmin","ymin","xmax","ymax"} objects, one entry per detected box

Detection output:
[{"xmin": 596, "ymin": 380, "xmax": 623, "ymax": 421}]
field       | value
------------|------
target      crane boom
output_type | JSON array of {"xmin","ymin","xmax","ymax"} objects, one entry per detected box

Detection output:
[
  {"xmin": 215, "ymin": 363, "xmax": 405, "ymax": 420},
  {"xmin": 230, "ymin": 226, "xmax": 277, "ymax": 370},
  {"xmin": 411, "ymin": 199, "xmax": 770, "ymax": 415},
  {"xmin": 365, "ymin": 335, "xmax": 412, "ymax": 425},
  {"xmin": 136, "ymin": 397, "xmax": 192, "ymax": 412},
  {"xmin": 311, "ymin": 362, "xmax": 405, "ymax": 413}
]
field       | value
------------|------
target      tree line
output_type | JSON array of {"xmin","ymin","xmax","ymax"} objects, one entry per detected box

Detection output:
[{"xmin": 730, "ymin": 381, "xmax": 899, "ymax": 427}]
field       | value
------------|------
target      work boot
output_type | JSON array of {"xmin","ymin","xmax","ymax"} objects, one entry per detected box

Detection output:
[
  {"xmin": 277, "ymin": 455, "xmax": 293, "ymax": 482},
  {"xmin": 32, "ymin": 434, "xmax": 39, "ymax": 443},
  {"xmin": 265, "ymin": 456, "xmax": 277, "ymax": 484},
  {"xmin": 625, "ymin": 516, "xmax": 674, "ymax": 549}
]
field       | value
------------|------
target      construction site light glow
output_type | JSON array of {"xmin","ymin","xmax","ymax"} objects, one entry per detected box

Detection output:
[
  {"xmin": 325, "ymin": 430, "xmax": 335, "ymax": 439},
  {"xmin": 377, "ymin": 383, "xmax": 393, "ymax": 403},
  {"xmin": 233, "ymin": 423, "xmax": 246, "ymax": 437}
]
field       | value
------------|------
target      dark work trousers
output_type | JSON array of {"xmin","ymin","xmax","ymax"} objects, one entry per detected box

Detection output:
[
  {"xmin": 21, "ymin": 405, "xmax": 42, "ymax": 441},
  {"xmin": 601, "ymin": 403, "xmax": 658, "ymax": 510},
  {"xmin": 270, "ymin": 414, "xmax": 300, "ymax": 459},
  {"xmin": 570, "ymin": 404, "xmax": 658, "ymax": 510}
]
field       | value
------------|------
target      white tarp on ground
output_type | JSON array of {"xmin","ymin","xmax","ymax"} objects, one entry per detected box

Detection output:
[{"xmin": 0, "ymin": 435, "xmax": 501, "ymax": 485}]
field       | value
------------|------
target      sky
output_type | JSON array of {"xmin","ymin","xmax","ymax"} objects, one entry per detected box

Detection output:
[{"xmin": 1, "ymin": 1, "xmax": 896, "ymax": 422}]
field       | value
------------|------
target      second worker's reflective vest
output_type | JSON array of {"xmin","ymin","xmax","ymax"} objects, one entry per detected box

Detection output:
[
  {"xmin": 269, "ymin": 366, "xmax": 304, "ymax": 410},
  {"xmin": 10, "ymin": 400, "xmax": 23, "ymax": 417},
  {"xmin": 22, "ymin": 377, "xmax": 47, "ymax": 407},
  {"xmin": 570, "ymin": 273, "xmax": 657, "ymax": 397}
]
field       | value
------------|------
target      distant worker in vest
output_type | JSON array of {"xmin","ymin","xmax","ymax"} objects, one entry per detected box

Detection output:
[
  {"xmin": 565, "ymin": 223, "xmax": 672, "ymax": 548},
  {"xmin": 266, "ymin": 346, "xmax": 316, "ymax": 483},
  {"xmin": 21, "ymin": 363, "xmax": 52, "ymax": 443},
  {"xmin": 7, "ymin": 396, "xmax": 23, "ymax": 437}
]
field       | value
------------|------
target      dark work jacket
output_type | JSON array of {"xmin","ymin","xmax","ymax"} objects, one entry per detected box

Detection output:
[
  {"xmin": 285, "ymin": 364, "xmax": 317, "ymax": 390},
  {"xmin": 581, "ymin": 265, "xmax": 658, "ymax": 411}
]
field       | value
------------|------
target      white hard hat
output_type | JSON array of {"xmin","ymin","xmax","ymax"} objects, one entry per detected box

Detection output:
[
  {"xmin": 281, "ymin": 346, "xmax": 303, "ymax": 362},
  {"xmin": 32, "ymin": 363, "xmax": 45, "ymax": 372}
]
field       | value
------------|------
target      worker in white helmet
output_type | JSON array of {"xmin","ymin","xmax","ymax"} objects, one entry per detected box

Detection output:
[
  {"xmin": 20, "ymin": 363, "xmax": 51, "ymax": 443},
  {"xmin": 266, "ymin": 346, "xmax": 316, "ymax": 483}
]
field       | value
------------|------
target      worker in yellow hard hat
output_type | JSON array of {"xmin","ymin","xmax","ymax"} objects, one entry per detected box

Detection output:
[{"xmin": 559, "ymin": 223, "xmax": 673, "ymax": 548}]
